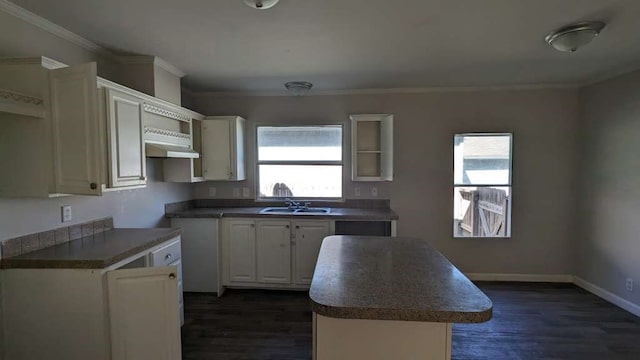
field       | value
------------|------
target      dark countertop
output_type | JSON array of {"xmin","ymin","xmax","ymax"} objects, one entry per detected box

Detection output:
[
  {"xmin": 309, "ymin": 235, "xmax": 493, "ymax": 323},
  {"xmin": 1, "ymin": 228, "xmax": 181, "ymax": 269},
  {"xmin": 165, "ymin": 207, "xmax": 398, "ymax": 221}
]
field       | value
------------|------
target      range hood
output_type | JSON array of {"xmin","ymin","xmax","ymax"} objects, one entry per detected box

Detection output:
[{"xmin": 145, "ymin": 143, "xmax": 199, "ymax": 158}]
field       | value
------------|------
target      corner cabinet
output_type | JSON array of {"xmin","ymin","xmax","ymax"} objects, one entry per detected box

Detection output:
[
  {"xmin": 1, "ymin": 238, "xmax": 183, "ymax": 360},
  {"xmin": 0, "ymin": 59, "xmax": 152, "ymax": 197},
  {"xmin": 201, "ymin": 116, "xmax": 246, "ymax": 181},
  {"xmin": 350, "ymin": 114, "xmax": 394, "ymax": 181},
  {"xmin": 222, "ymin": 218, "xmax": 332, "ymax": 290}
]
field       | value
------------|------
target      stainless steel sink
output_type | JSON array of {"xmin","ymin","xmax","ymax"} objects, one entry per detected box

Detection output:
[{"xmin": 260, "ymin": 207, "xmax": 330, "ymax": 214}]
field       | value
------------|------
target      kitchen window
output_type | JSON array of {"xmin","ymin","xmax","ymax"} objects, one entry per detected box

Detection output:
[
  {"xmin": 453, "ymin": 133, "xmax": 512, "ymax": 238},
  {"xmin": 257, "ymin": 125, "xmax": 343, "ymax": 199}
]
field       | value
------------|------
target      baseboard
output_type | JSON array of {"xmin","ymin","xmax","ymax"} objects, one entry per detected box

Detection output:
[
  {"xmin": 466, "ymin": 273, "xmax": 574, "ymax": 283},
  {"xmin": 573, "ymin": 276, "xmax": 640, "ymax": 317}
]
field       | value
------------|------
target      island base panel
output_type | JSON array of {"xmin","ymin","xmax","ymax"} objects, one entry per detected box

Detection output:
[{"xmin": 313, "ymin": 313, "xmax": 452, "ymax": 360}]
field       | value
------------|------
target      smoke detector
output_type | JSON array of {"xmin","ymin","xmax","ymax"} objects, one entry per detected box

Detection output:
[{"xmin": 243, "ymin": 0, "xmax": 279, "ymax": 10}]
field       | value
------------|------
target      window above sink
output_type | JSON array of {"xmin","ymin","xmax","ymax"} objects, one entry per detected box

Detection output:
[{"xmin": 256, "ymin": 125, "xmax": 343, "ymax": 200}]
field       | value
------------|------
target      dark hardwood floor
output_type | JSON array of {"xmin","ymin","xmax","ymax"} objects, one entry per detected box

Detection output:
[{"xmin": 182, "ymin": 283, "xmax": 640, "ymax": 360}]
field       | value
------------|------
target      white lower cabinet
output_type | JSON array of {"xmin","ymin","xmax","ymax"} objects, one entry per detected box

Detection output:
[
  {"xmin": 257, "ymin": 220, "xmax": 291, "ymax": 284},
  {"xmin": 0, "ymin": 238, "xmax": 183, "ymax": 360},
  {"xmin": 107, "ymin": 266, "xmax": 181, "ymax": 360},
  {"xmin": 223, "ymin": 218, "xmax": 331, "ymax": 289},
  {"xmin": 227, "ymin": 219, "xmax": 257, "ymax": 283},
  {"xmin": 293, "ymin": 221, "xmax": 331, "ymax": 285}
]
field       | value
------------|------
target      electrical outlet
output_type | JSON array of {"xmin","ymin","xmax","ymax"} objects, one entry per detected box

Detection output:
[
  {"xmin": 371, "ymin": 187, "xmax": 378, "ymax": 197},
  {"xmin": 208, "ymin": 187, "xmax": 216, "ymax": 197},
  {"xmin": 233, "ymin": 187, "xmax": 240, "ymax": 197},
  {"xmin": 626, "ymin": 278, "xmax": 634, "ymax": 292},
  {"xmin": 354, "ymin": 187, "xmax": 361, "ymax": 197},
  {"xmin": 61, "ymin": 205, "xmax": 72, "ymax": 223},
  {"xmin": 242, "ymin": 187, "xmax": 250, "ymax": 197}
]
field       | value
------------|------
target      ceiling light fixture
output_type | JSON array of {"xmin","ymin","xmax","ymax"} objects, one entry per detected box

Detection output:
[
  {"xmin": 243, "ymin": 0, "xmax": 279, "ymax": 10},
  {"xmin": 545, "ymin": 21, "xmax": 606, "ymax": 52},
  {"xmin": 285, "ymin": 81, "xmax": 313, "ymax": 96}
]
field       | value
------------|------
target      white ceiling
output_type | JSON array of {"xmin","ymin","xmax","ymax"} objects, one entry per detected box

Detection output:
[{"xmin": 9, "ymin": 0, "xmax": 640, "ymax": 92}]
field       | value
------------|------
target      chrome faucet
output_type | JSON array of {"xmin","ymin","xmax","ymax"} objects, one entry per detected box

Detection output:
[
  {"xmin": 285, "ymin": 198, "xmax": 300, "ymax": 209},
  {"xmin": 285, "ymin": 198, "xmax": 311, "ymax": 210}
]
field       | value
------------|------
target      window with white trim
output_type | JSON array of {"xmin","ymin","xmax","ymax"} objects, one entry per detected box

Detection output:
[
  {"xmin": 257, "ymin": 126, "xmax": 343, "ymax": 199},
  {"xmin": 453, "ymin": 133, "xmax": 512, "ymax": 238}
]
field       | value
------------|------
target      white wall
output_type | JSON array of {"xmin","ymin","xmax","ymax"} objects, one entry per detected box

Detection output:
[
  {"xmin": 191, "ymin": 88, "xmax": 580, "ymax": 275},
  {"xmin": 577, "ymin": 70, "xmax": 640, "ymax": 307},
  {"xmin": 0, "ymin": 159, "xmax": 190, "ymax": 242}
]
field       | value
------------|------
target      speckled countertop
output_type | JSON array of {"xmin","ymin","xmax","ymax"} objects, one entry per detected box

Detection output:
[
  {"xmin": 1, "ymin": 228, "xmax": 181, "ymax": 269},
  {"xmin": 309, "ymin": 235, "xmax": 493, "ymax": 323},
  {"xmin": 165, "ymin": 207, "xmax": 398, "ymax": 220}
]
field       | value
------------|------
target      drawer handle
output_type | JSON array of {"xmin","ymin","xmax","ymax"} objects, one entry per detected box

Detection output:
[
  {"xmin": 169, "ymin": 273, "xmax": 176, "ymax": 279},
  {"xmin": 165, "ymin": 253, "xmax": 172, "ymax": 261}
]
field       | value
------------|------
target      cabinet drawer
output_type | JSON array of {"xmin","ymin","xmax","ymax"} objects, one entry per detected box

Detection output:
[{"xmin": 150, "ymin": 239, "xmax": 181, "ymax": 267}]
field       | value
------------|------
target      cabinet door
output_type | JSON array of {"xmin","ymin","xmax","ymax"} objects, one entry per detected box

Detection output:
[
  {"xmin": 49, "ymin": 62, "xmax": 102, "ymax": 195},
  {"xmin": 294, "ymin": 221, "xmax": 331, "ymax": 285},
  {"xmin": 257, "ymin": 220, "xmax": 291, "ymax": 284},
  {"xmin": 202, "ymin": 119, "xmax": 232, "ymax": 180},
  {"xmin": 228, "ymin": 220, "xmax": 257, "ymax": 283},
  {"xmin": 105, "ymin": 88, "xmax": 146, "ymax": 187},
  {"xmin": 107, "ymin": 266, "xmax": 181, "ymax": 360}
]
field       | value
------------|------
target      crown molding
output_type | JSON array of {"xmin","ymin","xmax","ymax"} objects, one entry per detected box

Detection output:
[
  {"xmin": 0, "ymin": 0, "xmax": 113, "ymax": 57},
  {"xmin": 191, "ymin": 82, "xmax": 580, "ymax": 97},
  {"xmin": 117, "ymin": 55, "xmax": 186, "ymax": 78},
  {"xmin": 0, "ymin": 56, "xmax": 68, "ymax": 69}
]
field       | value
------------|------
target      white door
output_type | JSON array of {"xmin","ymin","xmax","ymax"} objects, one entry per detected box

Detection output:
[
  {"xmin": 294, "ymin": 221, "xmax": 331, "ymax": 285},
  {"xmin": 105, "ymin": 87, "xmax": 146, "ymax": 187},
  {"xmin": 107, "ymin": 266, "xmax": 181, "ymax": 360},
  {"xmin": 49, "ymin": 62, "xmax": 102, "ymax": 195},
  {"xmin": 228, "ymin": 220, "xmax": 256, "ymax": 283},
  {"xmin": 202, "ymin": 118, "xmax": 231, "ymax": 180},
  {"xmin": 257, "ymin": 220, "xmax": 291, "ymax": 284}
]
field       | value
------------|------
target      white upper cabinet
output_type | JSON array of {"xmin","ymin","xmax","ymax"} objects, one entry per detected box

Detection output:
[
  {"xmin": 49, "ymin": 63, "xmax": 103, "ymax": 195},
  {"xmin": 103, "ymin": 87, "xmax": 146, "ymax": 188},
  {"xmin": 0, "ymin": 57, "xmax": 205, "ymax": 197},
  {"xmin": 201, "ymin": 116, "xmax": 246, "ymax": 181},
  {"xmin": 350, "ymin": 114, "xmax": 394, "ymax": 181}
]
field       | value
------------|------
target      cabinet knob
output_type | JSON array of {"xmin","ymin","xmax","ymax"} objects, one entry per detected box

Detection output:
[
  {"xmin": 165, "ymin": 253, "xmax": 172, "ymax": 261},
  {"xmin": 251, "ymin": 224, "xmax": 255, "ymax": 227},
  {"xmin": 295, "ymin": 225, "xmax": 300, "ymax": 229},
  {"xmin": 90, "ymin": 182, "xmax": 97, "ymax": 190},
  {"xmin": 286, "ymin": 225, "xmax": 290, "ymax": 229},
  {"xmin": 169, "ymin": 273, "xmax": 176, "ymax": 279}
]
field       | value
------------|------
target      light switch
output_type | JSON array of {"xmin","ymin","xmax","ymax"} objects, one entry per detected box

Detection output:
[
  {"xmin": 242, "ymin": 187, "xmax": 250, "ymax": 197},
  {"xmin": 371, "ymin": 187, "xmax": 378, "ymax": 197},
  {"xmin": 209, "ymin": 187, "xmax": 216, "ymax": 197},
  {"xmin": 233, "ymin": 188, "xmax": 240, "ymax": 197},
  {"xmin": 354, "ymin": 187, "xmax": 361, "ymax": 197}
]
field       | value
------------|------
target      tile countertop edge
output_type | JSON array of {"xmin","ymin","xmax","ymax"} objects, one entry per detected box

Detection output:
[
  {"xmin": 1, "ymin": 228, "xmax": 182, "ymax": 269},
  {"xmin": 309, "ymin": 299, "xmax": 493, "ymax": 323}
]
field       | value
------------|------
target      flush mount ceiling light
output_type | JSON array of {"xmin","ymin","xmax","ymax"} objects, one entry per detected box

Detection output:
[
  {"xmin": 285, "ymin": 81, "xmax": 313, "ymax": 96},
  {"xmin": 243, "ymin": 0, "xmax": 279, "ymax": 9},
  {"xmin": 545, "ymin": 21, "xmax": 606, "ymax": 52}
]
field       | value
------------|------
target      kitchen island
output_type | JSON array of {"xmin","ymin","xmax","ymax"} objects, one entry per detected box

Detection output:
[{"xmin": 309, "ymin": 235, "xmax": 492, "ymax": 360}]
